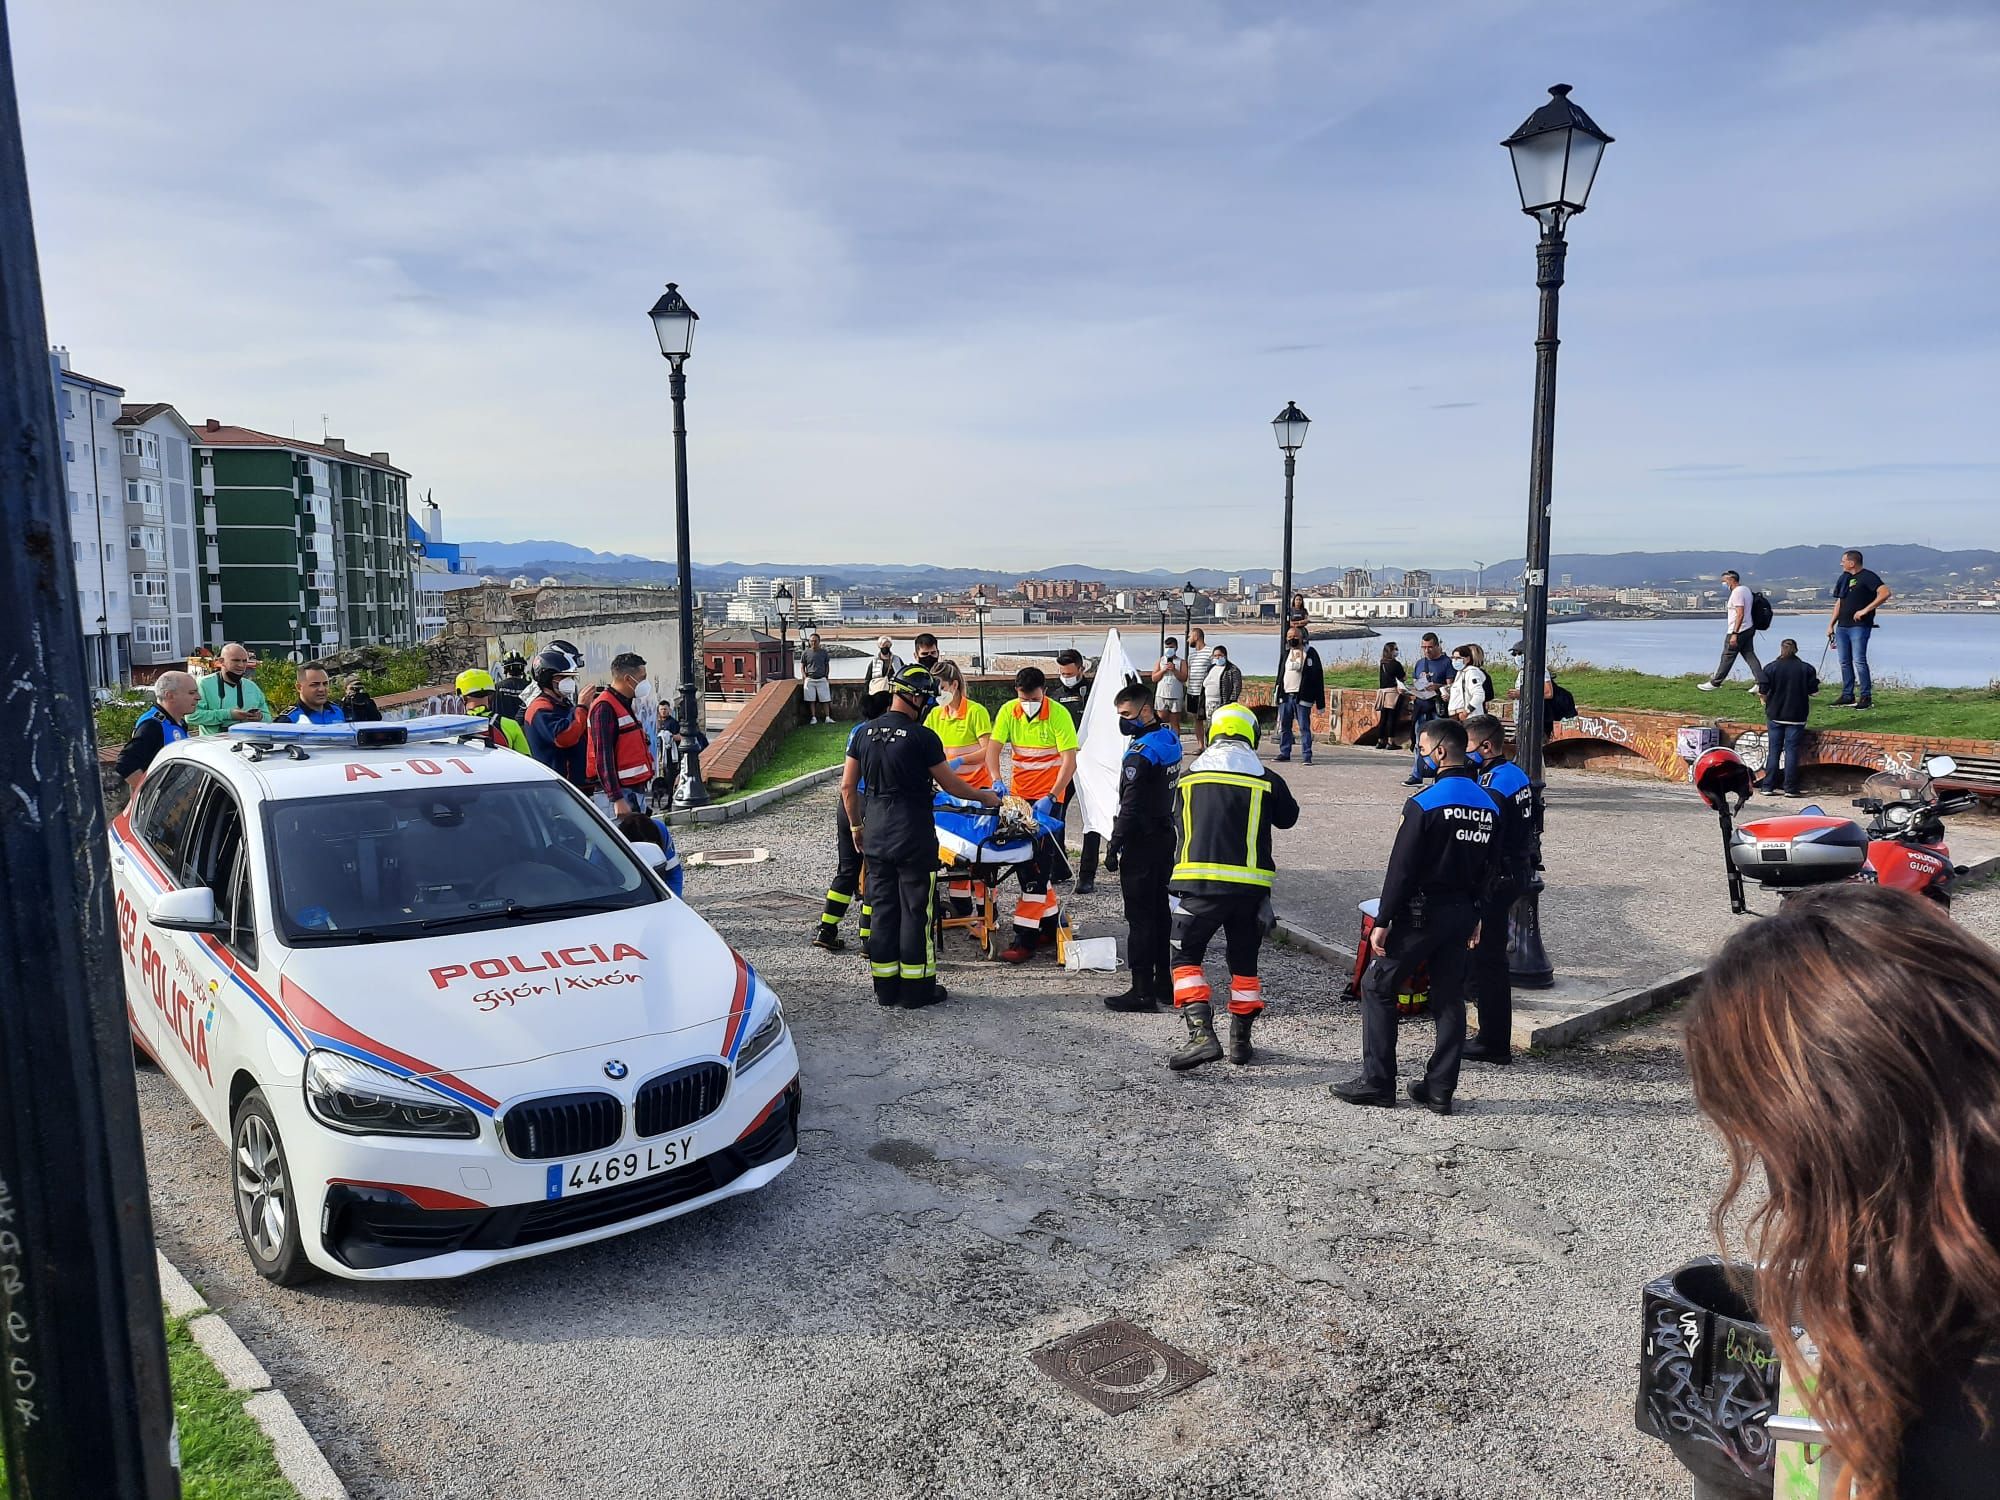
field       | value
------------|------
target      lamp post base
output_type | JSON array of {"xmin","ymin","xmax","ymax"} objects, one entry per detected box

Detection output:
[{"xmin": 1507, "ymin": 874, "xmax": 1556, "ymax": 989}]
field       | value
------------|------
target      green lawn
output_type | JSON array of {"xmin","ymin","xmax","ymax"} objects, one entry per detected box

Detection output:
[
  {"xmin": 1305, "ymin": 662, "xmax": 2000, "ymax": 741},
  {"xmin": 1, "ymin": 1314, "xmax": 294, "ymax": 1500},
  {"xmin": 715, "ymin": 720, "xmax": 853, "ymax": 801}
]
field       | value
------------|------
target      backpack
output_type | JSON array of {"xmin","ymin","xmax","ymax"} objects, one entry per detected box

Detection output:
[
  {"xmin": 1547, "ymin": 674, "xmax": 1577, "ymax": 723},
  {"xmin": 1749, "ymin": 591, "xmax": 1774, "ymax": 631}
]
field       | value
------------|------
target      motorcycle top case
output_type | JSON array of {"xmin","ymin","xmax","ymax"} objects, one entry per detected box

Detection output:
[{"xmin": 1729, "ymin": 812, "xmax": 1869, "ymax": 888}]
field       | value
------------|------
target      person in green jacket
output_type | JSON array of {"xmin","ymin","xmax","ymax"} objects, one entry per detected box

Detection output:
[{"xmin": 189, "ymin": 642, "xmax": 273, "ymax": 733}]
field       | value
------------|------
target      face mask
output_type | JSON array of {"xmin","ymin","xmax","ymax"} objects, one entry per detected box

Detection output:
[
  {"xmin": 558, "ymin": 678, "xmax": 578, "ymax": 699},
  {"xmin": 1118, "ymin": 716, "xmax": 1146, "ymax": 737},
  {"xmin": 1454, "ymin": 659, "xmax": 1469, "ymax": 671},
  {"xmin": 1165, "ymin": 648, "xmax": 1178, "ymax": 659},
  {"xmin": 1466, "ymin": 748, "xmax": 1486, "ymax": 768},
  {"xmin": 1418, "ymin": 753, "xmax": 1438, "ymax": 776},
  {"xmin": 1287, "ymin": 640, "xmax": 1302, "ymax": 650},
  {"xmin": 1059, "ymin": 674, "xmax": 1080, "ymax": 688},
  {"xmin": 919, "ymin": 653, "xmax": 938, "ymax": 666},
  {"xmin": 1020, "ymin": 699, "xmax": 1043, "ymax": 719}
]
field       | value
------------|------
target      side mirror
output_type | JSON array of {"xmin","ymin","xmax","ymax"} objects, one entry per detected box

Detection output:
[
  {"xmin": 633, "ymin": 843, "xmax": 672, "ymax": 875},
  {"xmin": 149, "ymin": 886, "xmax": 221, "ymax": 932},
  {"xmin": 1926, "ymin": 754, "xmax": 1958, "ymax": 780}
]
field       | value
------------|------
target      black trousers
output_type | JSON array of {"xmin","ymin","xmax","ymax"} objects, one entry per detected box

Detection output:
[
  {"xmin": 819, "ymin": 812, "xmax": 864, "ymax": 933},
  {"xmin": 1056, "ymin": 787, "xmax": 1103, "ymax": 885},
  {"xmin": 1360, "ymin": 900, "xmax": 1478, "ymax": 1098},
  {"xmin": 1174, "ymin": 889, "xmax": 1266, "ymax": 1013},
  {"xmin": 1471, "ymin": 887, "xmax": 1517, "ymax": 1046},
  {"xmin": 1119, "ymin": 838, "xmax": 1173, "ymax": 1000},
  {"xmin": 865, "ymin": 852, "xmax": 937, "ymax": 1005}
]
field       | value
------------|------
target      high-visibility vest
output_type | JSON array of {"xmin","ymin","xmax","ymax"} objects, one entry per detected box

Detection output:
[
  {"xmin": 1170, "ymin": 768, "xmax": 1280, "ymax": 892},
  {"xmin": 924, "ymin": 699, "xmax": 993, "ymax": 788},
  {"xmin": 586, "ymin": 693, "xmax": 654, "ymax": 790},
  {"xmin": 991, "ymin": 700, "xmax": 1076, "ymax": 800}
]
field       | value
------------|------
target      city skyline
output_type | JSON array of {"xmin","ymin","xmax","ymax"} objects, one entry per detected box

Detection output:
[{"xmin": 16, "ymin": 3, "xmax": 1999, "ymax": 568}]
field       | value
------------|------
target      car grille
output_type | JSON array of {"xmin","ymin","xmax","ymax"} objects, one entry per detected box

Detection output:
[
  {"xmin": 502, "ymin": 1091, "xmax": 622, "ymax": 1160},
  {"xmin": 633, "ymin": 1061, "xmax": 729, "ymax": 1139}
]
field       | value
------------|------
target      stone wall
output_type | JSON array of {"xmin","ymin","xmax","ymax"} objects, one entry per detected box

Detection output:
[{"xmin": 438, "ymin": 583, "xmax": 693, "ymax": 705}]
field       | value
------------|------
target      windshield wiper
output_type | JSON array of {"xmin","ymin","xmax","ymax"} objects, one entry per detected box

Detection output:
[
  {"xmin": 416, "ymin": 904, "xmax": 521, "ymax": 931},
  {"xmin": 502, "ymin": 896, "xmax": 643, "ymax": 920},
  {"xmin": 287, "ymin": 928, "xmax": 394, "ymax": 944}
]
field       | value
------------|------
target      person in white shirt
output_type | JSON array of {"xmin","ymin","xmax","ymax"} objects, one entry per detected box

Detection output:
[
  {"xmin": 1184, "ymin": 628, "xmax": 1214, "ymax": 730},
  {"xmin": 1699, "ymin": 570, "xmax": 1765, "ymax": 693},
  {"xmin": 1153, "ymin": 636, "xmax": 1187, "ymax": 735}
]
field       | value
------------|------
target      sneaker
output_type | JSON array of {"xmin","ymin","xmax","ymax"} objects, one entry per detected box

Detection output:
[
  {"xmin": 1831, "ymin": 698, "xmax": 1858, "ymax": 710},
  {"xmin": 1401, "ymin": 776, "xmax": 1423, "ymax": 787},
  {"xmin": 1407, "ymin": 1080, "xmax": 1453, "ymax": 1116},
  {"xmin": 1855, "ymin": 699, "xmax": 1873, "ymax": 711},
  {"xmin": 1748, "ymin": 684, "xmax": 1763, "ymax": 693},
  {"xmin": 998, "ymin": 945, "xmax": 1033, "ymax": 964},
  {"xmin": 1331, "ymin": 1077, "xmax": 1397, "ymax": 1108},
  {"xmin": 810, "ymin": 928, "xmax": 845, "ymax": 953},
  {"xmin": 1697, "ymin": 681, "xmax": 1717, "ymax": 692},
  {"xmin": 1276, "ymin": 755, "xmax": 1291, "ymax": 763}
]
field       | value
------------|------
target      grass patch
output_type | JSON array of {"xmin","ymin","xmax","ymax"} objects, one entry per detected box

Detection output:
[
  {"xmin": 715, "ymin": 720, "xmax": 853, "ymax": 802},
  {"xmin": 1298, "ymin": 659, "xmax": 2000, "ymax": 740}
]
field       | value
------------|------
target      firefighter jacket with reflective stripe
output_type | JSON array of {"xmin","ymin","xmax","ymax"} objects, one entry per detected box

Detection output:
[
  {"xmin": 1377, "ymin": 766, "xmax": 1498, "ymax": 926},
  {"xmin": 586, "ymin": 688, "xmax": 655, "ymax": 791},
  {"xmin": 1112, "ymin": 724, "xmax": 1182, "ymax": 849},
  {"xmin": 1169, "ymin": 752, "xmax": 1299, "ymax": 895}
]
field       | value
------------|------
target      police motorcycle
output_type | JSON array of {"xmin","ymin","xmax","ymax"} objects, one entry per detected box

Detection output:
[{"xmin": 1691, "ymin": 748, "xmax": 1977, "ymax": 915}]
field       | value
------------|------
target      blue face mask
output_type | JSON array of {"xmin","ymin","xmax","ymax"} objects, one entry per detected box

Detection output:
[
  {"xmin": 1118, "ymin": 716, "xmax": 1147, "ymax": 737},
  {"xmin": 1418, "ymin": 753, "xmax": 1439, "ymax": 776},
  {"xmin": 1466, "ymin": 748, "xmax": 1486, "ymax": 769}
]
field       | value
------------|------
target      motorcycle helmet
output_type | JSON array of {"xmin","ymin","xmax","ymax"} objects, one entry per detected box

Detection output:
[
  {"xmin": 1209, "ymin": 702, "xmax": 1261, "ymax": 750},
  {"xmin": 1692, "ymin": 746, "xmax": 1754, "ymax": 812},
  {"xmin": 530, "ymin": 647, "xmax": 580, "ymax": 692}
]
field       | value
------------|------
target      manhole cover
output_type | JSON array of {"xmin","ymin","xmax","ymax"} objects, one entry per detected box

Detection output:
[
  {"xmin": 688, "ymin": 847, "xmax": 768, "ymax": 866},
  {"xmin": 1029, "ymin": 1317, "xmax": 1211, "ymax": 1416}
]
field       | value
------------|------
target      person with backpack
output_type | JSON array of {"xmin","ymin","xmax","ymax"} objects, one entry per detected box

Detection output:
[{"xmin": 1698, "ymin": 570, "xmax": 1768, "ymax": 693}]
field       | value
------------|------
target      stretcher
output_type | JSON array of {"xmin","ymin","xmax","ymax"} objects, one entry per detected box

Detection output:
[
  {"xmin": 1341, "ymin": 898, "xmax": 1430, "ymax": 1014},
  {"xmin": 932, "ymin": 793, "xmax": 1072, "ymax": 961}
]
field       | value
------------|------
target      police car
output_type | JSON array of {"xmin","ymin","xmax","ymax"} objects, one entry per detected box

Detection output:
[{"xmin": 108, "ymin": 716, "xmax": 798, "ymax": 1282}]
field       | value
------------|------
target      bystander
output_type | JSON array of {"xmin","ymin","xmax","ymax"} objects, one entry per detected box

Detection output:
[
  {"xmin": 1758, "ymin": 639, "xmax": 1820, "ymax": 797},
  {"xmin": 1405, "ymin": 633, "xmax": 1455, "ymax": 784},
  {"xmin": 1699, "ymin": 569, "xmax": 1765, "ymax": 693},
  {"xmin": 1828, "ymin": 548, "xmax": 1891, "ymax": 711},
  {"xmin": 800, "ymin": 632, "xmax": 832, "ymax": 723},
  {"xmin": 189, "ymin": 641, "xmax": 271, "ymax": 732},
  {"xmin": 1276, "ymin": 627, "xmax": 1324, "ymax": 765}
]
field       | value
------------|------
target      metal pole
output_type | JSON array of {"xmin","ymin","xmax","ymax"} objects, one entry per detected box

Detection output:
[
  {"xmin": 1508, "ymin": 225, "xmax": 1566, "ymax": 988},
  {"xmin": 0, "ymin": 0, "xmax": 180, "ymax": 1489},
  {"xmin": 667, "ymin": 359, "xmax": 708, "ymax": 808},
  {"xmin": 976, "ymin": 605, "xmax": 985, "ymax": 673},
  {"xmin": 1278, "ymin": 453, "xmax": 1296, "ymax": 672}
]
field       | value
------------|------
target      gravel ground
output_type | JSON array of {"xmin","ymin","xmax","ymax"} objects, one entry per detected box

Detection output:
[{"xmin": 132, "ymin": 780, "xmax": 2000, "ymax": 1499}]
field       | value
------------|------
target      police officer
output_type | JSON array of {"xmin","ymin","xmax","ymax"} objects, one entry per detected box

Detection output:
[
  {"xmin": 840, "ymin": 667, "xmax": 1000, "ymax": 1008},
  {"xmin": 1334, "ymin": 717, "xmax": 1498, "ymax": 1114},
  {"xmin": 1463, "ymin": 713, "xmax": 1533, "ymax": 1065},
  {"xmin": 1166, "ymin": 703, "xmax": 1299, "ymax": 1069},
  {"xmin": 1101, "ymin": 680, "xmax": 1182, "ymax": 1013}
]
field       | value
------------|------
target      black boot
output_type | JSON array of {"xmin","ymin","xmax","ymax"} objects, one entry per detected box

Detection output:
[
  {"xmin": 1169, "ymin": 1002, "xmax": 1224, "ymax": 1071},
  {"xmin": 1228, "ymin": 1012, "xmax": 1256, "ymax": 1064},
  {"xmin": 811, "ymin": 925, "xmax": 845, "ymax": 953},
  {"xmin": 1102, "ymin": 986, "xmax": 1159, "ymax": 1012}
]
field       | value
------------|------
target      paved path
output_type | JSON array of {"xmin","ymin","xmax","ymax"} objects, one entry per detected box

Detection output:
[
  {"xmin": 138, "ymin": 780, "xmax": 1990, "ymax": 1499},
  {"xmin": 1259, "ymin": 744, "xmax": 2000, "ymax": 1047}
]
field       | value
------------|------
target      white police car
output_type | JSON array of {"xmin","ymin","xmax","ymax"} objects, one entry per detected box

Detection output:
[{"xmin": 109, "ymin": 716, "xmax": 798, "ymax": 1282}]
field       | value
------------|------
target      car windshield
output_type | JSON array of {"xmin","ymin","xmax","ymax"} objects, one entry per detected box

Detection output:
[{"xmin": 265, "ymin": 782, "xmax": 662, "ymax": 945}]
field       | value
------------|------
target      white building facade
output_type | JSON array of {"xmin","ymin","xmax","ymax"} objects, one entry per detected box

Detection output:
[
  {"xmin": 53, "ymin": 350, "xmax": 131, "ymax": 687},
  {"xmin": 116, "ymin": 402, "xmax": 202, "ymax": 667}
]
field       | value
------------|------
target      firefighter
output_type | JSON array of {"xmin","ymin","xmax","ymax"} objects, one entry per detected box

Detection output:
[
  {"xmin": 457, "ymin": 669, "xmax": 531, "ymax": 753},
  {"xmin": 841, "ymin": 667, "xmax": 1000, "ymax": 1008},
  {"xmin": 811, "ymin": 691, "xmax": 889, "ymax": 953},
  {"xmin": 1101, "ymin": 679, "xmax": 1182, "ymax": 1013},
  {"xmin": 522, "ymin": 647, "xmax": 589, "ymax": 790},
  {"xmin": 985, "ymin": 666, "xmax": 1079, "ymax": 964},
  {"xmin": 1462, "ymin": 713, "xmax": 1533, "ymax": 1065},
  {"xmin": 1333, "ymin": 717, "xmax": 1498, "ymax": 1115},
  {"xmin": 493, "ymin": 650, "xmax": 531, "ymax": 722},
  {"xmin": 1166, "ymin": 703, "xmax": 1299, "ymax": 1069}
]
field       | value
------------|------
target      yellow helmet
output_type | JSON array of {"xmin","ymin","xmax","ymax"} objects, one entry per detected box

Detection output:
[
  {"xmin": 1208, "ymin": 702, "xmax": 1260, "ymax": 749},
  {"xmin": 456, "ymin": 668, "xmax": 496, "ymax": 696}
]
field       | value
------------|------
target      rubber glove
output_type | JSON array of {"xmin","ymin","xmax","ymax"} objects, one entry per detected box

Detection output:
[{"xmin": 1032, "ymin": 796, "xmax": 1054, "ymax": 820}]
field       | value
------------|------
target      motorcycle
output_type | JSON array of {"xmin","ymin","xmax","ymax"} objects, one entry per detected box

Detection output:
[{"xmin": 1691, "ymin": 748, "xmax": 1977, "ymax": 914}]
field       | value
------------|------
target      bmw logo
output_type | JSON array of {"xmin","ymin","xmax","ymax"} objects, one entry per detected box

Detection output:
[{"xmin": 603, "ymin": 1059, "xmax": 629, "ymax": 1081}]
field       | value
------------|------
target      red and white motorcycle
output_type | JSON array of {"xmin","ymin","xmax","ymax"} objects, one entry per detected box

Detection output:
[{"xmin": 1691, "ymin": 748, "xmax": 1977, "ymax": 914}]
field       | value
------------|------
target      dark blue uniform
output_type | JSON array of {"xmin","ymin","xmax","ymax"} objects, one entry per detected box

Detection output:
[
  {"xmin": 1360, "ymin": 766, "xmax": 1499, "ymax": 1101},
  {"xmin": 816, "ymin": 724, "xmax": 871, "ymax": 947},
  {"xmin": 1472, "ymin": 755, "xmax": 1535, "ymax": 1054},
  {"xmin": 1110, "ymin": 723, "xmax": 1182, "ymax": 1004}
]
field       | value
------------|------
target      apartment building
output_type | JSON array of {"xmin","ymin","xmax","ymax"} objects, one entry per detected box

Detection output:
[
  {"xmin": 52, "ymin": 351, "xmax": 130, "ymax": 687},
  {"xmin": 115, "ymin": 403, "xmax": 202, "ymax": 666},
  {"xmin": 192, "ymin": 421, "xmax": 417, "ymax": 657}
]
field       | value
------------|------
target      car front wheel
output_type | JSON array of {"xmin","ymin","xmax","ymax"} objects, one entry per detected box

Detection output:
[{"xmin": 232, "ymin": 1089, "xmax": 315, "ymax": 1285}]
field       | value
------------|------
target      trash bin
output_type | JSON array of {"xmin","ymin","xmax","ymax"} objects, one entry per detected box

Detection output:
[{"xmin": 1636, "ymin": 1257, "xmax": 1790, "ymax": 1498}]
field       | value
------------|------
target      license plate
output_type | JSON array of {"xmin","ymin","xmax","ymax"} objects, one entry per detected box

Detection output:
[{"xmin": 546, "ymin": 1132, "xmax": 697, "ymax": 1200}]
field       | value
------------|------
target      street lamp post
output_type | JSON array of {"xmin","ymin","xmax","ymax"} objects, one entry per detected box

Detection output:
[
  {"xmin": 1271, "ymin": 402, "xmax": 1310, "ymax": 665},
  {"xmin": 773, "ymin": 583, "xmax": 792, "ymax": 662},
  {"xmin": 1180, "ymin": 580, "xmax": 1198, "ymax": 645},
  {"xmin": 1156, "ymin": 597, "xmax": 1170, "ymax": 659},
  {"xmin": 1500, "ymin": 84, "xmax": 1613, "ymax": 988},
  {"xmin": 648, "ymin": 281, "xmax": 708, "ymax": 809},
  {"xmin": 973, "ymin": 587, "xmax": 989, "ymax": 672}
]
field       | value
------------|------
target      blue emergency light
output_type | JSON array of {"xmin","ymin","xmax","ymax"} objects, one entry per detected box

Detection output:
[{"xmin": 226, "ymin": 715, "xmax": 489, "ymax": 750}]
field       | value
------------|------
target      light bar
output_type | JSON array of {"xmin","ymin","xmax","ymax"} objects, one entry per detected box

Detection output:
[{"xmin": 227, "ymin": 715, "xmax": 489, "ymax": 749}]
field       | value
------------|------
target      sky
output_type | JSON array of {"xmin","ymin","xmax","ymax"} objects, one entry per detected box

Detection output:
[{"xmin": 14, "ymin": 1, "xmax": 2000, "ymax": 573}]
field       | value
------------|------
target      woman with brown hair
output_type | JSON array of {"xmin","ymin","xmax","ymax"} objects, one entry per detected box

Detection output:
[
  {"xmin": 1684, "ymin": 884, "xmax": 2000, "ymax": 1497},
  {"xmin": 1372, "ymin": 642, "xmax": 1406, "ymax": 750}
]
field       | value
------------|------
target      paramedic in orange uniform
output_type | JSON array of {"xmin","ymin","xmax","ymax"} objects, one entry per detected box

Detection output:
[{"xmin": 985, "ymin": 666, "xmax": 1079, "ymax": 963}]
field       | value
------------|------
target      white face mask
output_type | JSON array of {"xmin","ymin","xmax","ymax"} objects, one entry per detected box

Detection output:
[
  {"xmin": 1454, "ymin": 658, "xmax": 1469, "ymax": 671},
  {"xmin": 1019, "ymin": 698, "xmax": 1043, "ymax": 719},
  {"xmin": 558, "ymin": 677, "xmax": 578, "ymax": 699},
  {"xmin": 1059, "ymin": 674, "xmax": 1080, "ymax": 688}
]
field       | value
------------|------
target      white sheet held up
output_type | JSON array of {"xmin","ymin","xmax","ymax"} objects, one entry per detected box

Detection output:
[{"xmin": 1072, "ymin": 628, "xmax": 1145, "ymax": 840}]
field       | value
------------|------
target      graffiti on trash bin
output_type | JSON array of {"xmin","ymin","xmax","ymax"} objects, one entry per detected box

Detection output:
[{"xmin": 1642, "ymin": 1301, "xmax": 1778, "ymax": 1479}]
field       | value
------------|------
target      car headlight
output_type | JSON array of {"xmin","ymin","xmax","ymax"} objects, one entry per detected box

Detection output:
[
  {"xmin": 303, "ymin": 1050, "xmax": 481, "ymax": 1139},
  {"xmin": 734, "ymin": 1007, "xmax": 786, "ymax": 1073}
]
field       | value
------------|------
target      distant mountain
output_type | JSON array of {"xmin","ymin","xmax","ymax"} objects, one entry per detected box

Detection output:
[{"xmin": 458, "ymin": 543, "xmax": 2000, "ymax": 596}]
